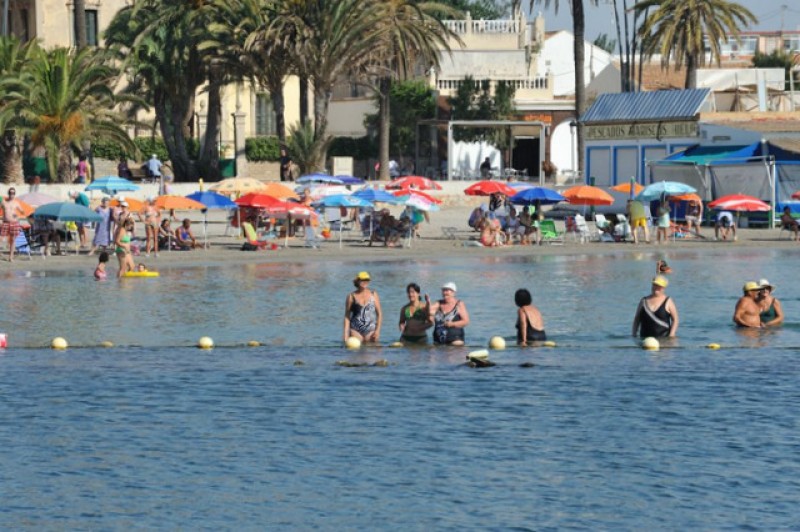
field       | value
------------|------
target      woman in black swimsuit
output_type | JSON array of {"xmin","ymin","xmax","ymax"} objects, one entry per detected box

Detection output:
[{"xmin": 515, "ymin": 289, "xmax": 547, "ymax": 345}]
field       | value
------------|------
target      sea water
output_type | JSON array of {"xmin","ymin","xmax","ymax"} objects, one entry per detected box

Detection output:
[{"xmin": 0, "ymin": 248, "xmax": 798, "ymax": 529}]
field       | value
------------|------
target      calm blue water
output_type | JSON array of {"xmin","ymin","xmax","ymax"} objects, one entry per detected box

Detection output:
[{"xmin": 1, "ymin": 249, "xmax": 799, "ymax": 529}]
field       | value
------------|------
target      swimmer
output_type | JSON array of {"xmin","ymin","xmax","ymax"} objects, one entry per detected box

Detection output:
[
  {"xmin": 398, "ymin": 283, "xmax": 432, "ymax": 344},
  {"xmin": 515, "ymin": 288, "xmax": 546, "ymax": 345},
  {"xmin": 632, "ymin": 275, "xmax": 679, "ymax": 338},
  {"xmin": 733, "ymin": 281, "xmax": 763, "ymax": 328},
  {"xmin": 136, "ymin": 263, "xmax": 149, "ymax": 272},
  {"xmin": 430, "ymin": 282, "xmax": 470, "ymax": 346},
  {"xmin": 656, "ymin": 260, "xmax": 672, "ymax": 275},
  {"xmin": 343, "ymin": 271, "xmax": 382, "ymax": 343},
  {"xmin": 756, "ymin": 279, "xmax": 783, "ymax": 327},
  {"xmin": 94, "ymin": 251, "xmax": 110, "ymax": 280}
]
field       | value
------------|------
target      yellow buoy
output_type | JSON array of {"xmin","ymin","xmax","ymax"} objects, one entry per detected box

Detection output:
[
  {"xmin": 100, "ymin": 341, "xmax": 114, "ymax": 348},
  {"xmin": 51, "ymin": 337, "xmax": 68, "ymax": 350},
  {"xmin": 706, "ymin": 343, "xmax": 721, "ymax": 350},
  {"xmin": 488, "ymin": 336, "xmax": 506, "ymax": 350},
  {"xmin": 642, "ymin": 337, "xmax": 660, "ymax": 351},
  {"xmin": 390, "ymin": 341, "xmax": 403, "ymax": 348},
  {"xmin": 542, "ymin": 340, "xmax": 557, "ymax": 348},
  {"xmin": 197, "ymin": 336, "xmax": 215, "ymax": 349},
  {"xmin": 345, "ymin": 336, "xmax": 362, "ymax": 350},
  {"xmin": 247, "ymin": 340, "xmax": 261, "ymax": 347}
]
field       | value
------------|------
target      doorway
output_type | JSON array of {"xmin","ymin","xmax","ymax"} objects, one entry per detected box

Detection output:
[{"xmin": 512, "ymin": 137, "xmax": 539, "ymax": 180}]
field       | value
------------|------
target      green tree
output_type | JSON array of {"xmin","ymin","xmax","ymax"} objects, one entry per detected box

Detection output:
[
  {"xmin": 365, "ymin": 79, "xmax": 437, "ymax": 159},
  {"xmin": 753, "ymin": 50, "xmax": 796, "ymax": 91},
  {"xmin": 435, "ymin": 0, "xmax": 507, "ymax": 20},
  {"xmin": 593, "ymin": 33, "xmax": 616, "ymax": 54},
  {"xmin": 5, "ymin": 47, "xmax": 134, "ymax": 182},
  {"xmin": 447, "ymin": 76, "xmax": 516, "ymax": 146},
  {"xmin": 634, "ymin": 0, "xmax": 757, "ymax": 89},
  {"xmin": 0, "ymin": 36, "xmax": 38, "ymax": 184}
]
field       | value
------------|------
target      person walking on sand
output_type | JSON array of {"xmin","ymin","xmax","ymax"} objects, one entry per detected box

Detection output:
[
  {"xmin": 626, "ymin": 199, "xmax": 650, "ymax": 244},
  {"xmin": 632, "ymin": 275, "xmax": 679, "ymax": 338},
  {"xmin": 1, "ymin": 187, "xmax": 25, "ymax": 261},
  {"xmin": 343, "ymin": 271, "xmax": 382, "ymax": 343},
  {"xmin": 515, "ymin": 288, "xmax": 546, "ymax": 345},
  {"xmin": 398, "ymin": 283, "xmax": 432, "ymax": 344},
  {"xmin": 430, "ymin": 282, "xmax": 470, "ymax": 345},
  {"xmin": 756, "ymin": 279, "xmax": 784, "ymax": 327},
  {"xmin": 733, "ymin": 281, "xmax": 763, "ymax": 328},
  {"xmin": 685, "ymin": 199, "xmax": 704, "ymax": 238}
]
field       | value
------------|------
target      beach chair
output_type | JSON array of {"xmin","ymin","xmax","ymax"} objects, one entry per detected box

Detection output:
[
  {"xmin": 615, "ymin": 214, "xmax": 631, "ymax": 241},
  {"xmin": 571, "ymin": 214, "xmax": 592, "ymax": 243},
  {"xmin": 241, "ymin": 222, "xmax": 268, "ymax": 250},
  {"xmin": 539, "ymin": 219, "xmax": 564, "ymax": 245},
  {"xmin": 594, "ymin": 213, "xmax": 610, "ymax": 233},
  {"xmin": 13, "ymin": 229, "xmax": 32, "ymax": 260}
]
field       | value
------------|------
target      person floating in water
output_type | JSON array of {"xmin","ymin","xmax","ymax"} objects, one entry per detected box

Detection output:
[
  {"xmin": 514, "ymin": 288, "xmax": 546, "ymax": 345},
  {"xmin": 632, "ymin": 275, "xmax": 679, "ymax": 338}
]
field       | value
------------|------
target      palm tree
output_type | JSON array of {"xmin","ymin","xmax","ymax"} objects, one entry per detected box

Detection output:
[
  {"xmin": 7, "ymin": 47, "xmax": 134, "ymax": 182},
  {"xmin": 634, "ymin": 0, "xmax": 757, "ymax": 89},
  {"xmin": 530, "ymin": 0, "xmax": 598, "ymax": 179},
  {"xmin": 365, "ymin": 0, "xmax": 460, "ymax": 180},
  {"xmin": 0, "ymin": 36, "xmax": 38, "ymax": 184}
]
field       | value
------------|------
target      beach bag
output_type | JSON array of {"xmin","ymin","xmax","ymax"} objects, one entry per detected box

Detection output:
[{"xmin": 241, "ymin": 242, "xmax": 259, "ymax": 251}]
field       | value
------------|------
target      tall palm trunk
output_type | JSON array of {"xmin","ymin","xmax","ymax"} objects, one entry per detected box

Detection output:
[
  {"xmin": 573, "ymin": 0, "xmax": 587, "ymax": 178},
  {"xmin": 378, "ymin": 76, "xmax": 391, "ymax": 181},
  {"xmin": 685, "ymin": 53, "xmax": 697, "ymax": 89},
  {"xmin": 197, "ymin": 80, "xmax": 221, "ymax": 181},
  {"xmin": 2, "ymin": 130, "xmax": 22, "ymax": 184},
  {"xmin": 74, "ymin": 0, "xmax": 87, "ymax": 48},
  {"xmin": 299, "ymin": 77, "xmax": 309, "ymax": 124},
  {"xmin": 267, "ymin": 80, "xmax": 286, "ymax": 143},
  {"xmin": 312, "ymin": 82, "xmax": 331, "ymax": 170},
  {"xmin": 57, "ymin": 142, "xmax": 72, "ymax": 183}
]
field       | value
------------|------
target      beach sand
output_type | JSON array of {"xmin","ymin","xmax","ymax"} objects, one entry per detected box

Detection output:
[{"xmin": 0, "ymin": 206, "xmax": 795, "ymax": 273}]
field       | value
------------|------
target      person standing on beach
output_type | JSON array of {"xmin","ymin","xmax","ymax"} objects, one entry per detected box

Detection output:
[
  {"xmin": 632, "ymin": 275, "xmax": 679, "ymax": 338},
  {"xmin": 1, "ymin": 187, "xmax": 24, "ymax": 261},
  {"xmin": 344, "ymin": 271, "xmax": 382, "ymax": 343},
  {"xmin": 626, "ymin": 199, "xmax": 650, "ymax": 244},
  {"xmin": 279, "ymin": 146, "xmax": 293, "ymax": 182},
  {"xmin": 656, "ymin": 200, "xmax": 670, "ymax": 244},
  {"xmin": 75, "ymin": 155, "xmax": 89, "ymax": 184},
  {"xmin": 430, "ymin": 282, "xmax": 469, "ymax": 345},
  {"xmin": 398, "ymin": 283, "xmax": 432, "ymax": 344},
  {"xmin": 686, "ymin": 199, "xmax": 704, "ymax": 238},
  {"xmin": 733, "ymin": 281, "xmax": 763, "ymax": 328},
  {"xmin": 147, "ymin": 154, "xmax": 162, "ymax": 182}
]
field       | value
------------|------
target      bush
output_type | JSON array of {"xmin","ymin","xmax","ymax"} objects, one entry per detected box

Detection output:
[
  {"xmin": 90, "ymin": 137, "xmax": 199, "ymax": 162},
  {"xmin": 328, "ymin": 136, "xmax": 377, "ymax": 160},
  {"xmin": 245, "ymin": 136, "xmax": 281, "ymax": 161}
]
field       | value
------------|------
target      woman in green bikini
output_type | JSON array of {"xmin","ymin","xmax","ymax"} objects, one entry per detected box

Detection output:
[
  {"xmin": 114, "ymin": 218, "xmax": 135, "ymax": 278},
  {"xmin": 399, "ymin": 283, "xmax": 432, "ymax": 344}
]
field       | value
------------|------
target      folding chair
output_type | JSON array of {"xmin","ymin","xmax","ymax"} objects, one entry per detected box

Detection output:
[
  {"xmin": 14, "ymin": 229, "xmax": 33, "ymax": 260},
  {"xmin": 539, "ymin": 219, "xmax": 564, "ymax": 245}
]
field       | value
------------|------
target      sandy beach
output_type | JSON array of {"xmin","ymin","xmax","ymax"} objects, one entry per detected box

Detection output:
[{"xmin": 0, "ymin": 203, "xmax": 796, "ymax": 274}]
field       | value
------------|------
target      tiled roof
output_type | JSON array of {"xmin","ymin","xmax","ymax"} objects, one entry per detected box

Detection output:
[{"xmin": 581, "ymin": 88, "xmax": 711, "ymax": 123}]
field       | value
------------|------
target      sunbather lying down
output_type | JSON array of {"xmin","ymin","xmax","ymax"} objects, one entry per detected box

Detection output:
[{"xmin": 369, "ymin": 210, "xmax": 409, "ymax": 247}]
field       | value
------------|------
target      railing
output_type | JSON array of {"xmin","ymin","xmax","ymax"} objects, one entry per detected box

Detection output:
[
  {"xmin": 443, "ymin": 19, "xmax": 521, "ymax": 35},
  {"xmin": 436, "ymin": 77, "xmax": 549, "ymax": 92}
]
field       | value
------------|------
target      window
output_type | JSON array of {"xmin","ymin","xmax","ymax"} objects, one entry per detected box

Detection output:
[
  {"xmin": 255, "ymin": 93, "xmax": 276, "ymax": 136},
  {"xmin": 785, "ymin": 37, "xmax": 800, "ymax": 54},
  {"xmin": 73, "ymin": 9, "xmax": 98, "ymax": 47},
  {"xmin": 11, "ymin": 9, "xmax": 30, "ymax": 42}
]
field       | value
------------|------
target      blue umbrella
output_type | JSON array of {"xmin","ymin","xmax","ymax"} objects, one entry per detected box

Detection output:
[
  {"xmin": 85, "ymin": 176, "xmax": 140, "ymax": 194},
  {"xmin": 185, "ymin": 191, "xmax": 237, "ymax": 209},
  {"xmin": 509, "ymin": 187, "xmax": 566, "ymax": 205},
  {"xmin": 34, "ymin": 202, "xmax": 102, "ymax": 223},
  {"xmin": 333, "ymin": 175, "xmax": 366, "ymax": 185},
  {"xmin": 352, "ymin": 189, "xmax": 403, "ymax": 204},
  {"xmin": 636, "ymin": 181, "xmax": 696, "ymax": 202},
  {"xmin": 313, "ymin": 194, "xmax": 374, "ymax": 209},
  {"xmin": 297, "ymin": 173, "xmax": 343, "ymax": 185}
]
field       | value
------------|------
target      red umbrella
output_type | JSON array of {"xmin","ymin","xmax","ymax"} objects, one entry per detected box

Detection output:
[
  {"xmin": 708, "ymin": 194, "xmax": 770, "ymax": 212},
  {"xmin": 385, "ymin": 176, "xmax": 442, "ymax": 191},
  {"xmin": 464, "ymin": 180, "xmax": 517, "ymax": 197},
  {"xmin": 392, "ymin": 189, "xmax": 442, "ymax": 204},
  {"xmin": 235, "ymin": 193, "xmax": 287, "ymax": 208},
  {"xmin": 790, "ymin": 191, "xmax": 800, "ymax": 200}
]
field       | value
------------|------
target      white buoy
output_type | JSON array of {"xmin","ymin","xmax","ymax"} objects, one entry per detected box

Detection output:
[
  {"xmin": 467, "ymin": 349, "xmax": 489, "ymax": 360},
  {"xmin": 197, "ymin": 336, "xmax": 215, "ymax": 349},
  {"xmin": 642, "ymin": 337, "xmax": 660, "ymax": 351},
  {"xmin": 100, "ymin": 341, "xmax": 114, "ymax": 348},
  {"xmin": 247, "ymin": 340, "xmax": 261, "ymax": 347},
  {"xmin": 345, "ymin": 336, "xmax": 362, "ymax": 350},
  {"xmin": 488, "ymin": 336, "xmax": 506, "ymax": 350},
  {"xmin": 390, "ymin": 341, "xmax": 403, "ymax": 348},
  {"xmin": 51, "ymin": 337, "xmax": 68, "ymax": 350},
  {"xmin": 542, "ymin": 340, "xmax": 557, "ymax": 348}
]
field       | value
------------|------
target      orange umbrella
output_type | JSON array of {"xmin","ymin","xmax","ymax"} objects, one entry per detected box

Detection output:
[
  {"xmin": 562, "ymin": 185, "xmax": 614, "ymax": 206},
  {"xmin": 109, "ymin": 197, "xmax": 145, "ymax": 211},
  {"xmin": 0, "ymin": 199, "xmax": 34, "ymax": 218},
  {"xmin": 669, "ymin": 193, "xmax": 702, "ymax": 203},
  {"xmin": 154, "ymin": 195, "xmax": 206, "ymax": 210},
  {"xmin": 209, "ymin": 177, "xmax": 268, "ymax": 196},
  {"xmin": 611, "ymin": 182, "xmax": 644, "ymax": 195},
  {"xmin": 261, "ymin": 182, "xmax": 300, "ymax": 200}
]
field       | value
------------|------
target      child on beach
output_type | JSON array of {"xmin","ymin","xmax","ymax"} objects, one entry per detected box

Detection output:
[
  {"xmin": 94, "ymin": 251, "xmax": 109, "ymax": 280},
  {"xmin": 136, "ymin": 263, "xmax": 149, "ymax": 272}
]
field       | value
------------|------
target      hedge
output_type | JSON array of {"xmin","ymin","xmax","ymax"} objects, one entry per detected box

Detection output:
[{"xmin": 245, "ymin": 136, "xmax": 281, "ymax": 161}]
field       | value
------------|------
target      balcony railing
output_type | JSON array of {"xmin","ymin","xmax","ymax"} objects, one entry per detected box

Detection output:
[
  {"xmin": 436, "ymin": 77, "xmax": 549, "ymax": 92},
  {"xmin": 443, "ymin": 19, "xmax": 521, "ymax": 35}
]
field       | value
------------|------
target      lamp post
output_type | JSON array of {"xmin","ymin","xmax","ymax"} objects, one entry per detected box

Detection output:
[{"xmin": 569, "ymin": 120, "xmax": 577, "ymax": 182}]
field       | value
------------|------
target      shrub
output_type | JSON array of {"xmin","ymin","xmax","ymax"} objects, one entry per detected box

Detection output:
[
  {"xmin": 245, "ymin": 136, "xmax": 281, "ymax": 161},
  {"xmin": 328, "ymin": 136, "xmax": 377, "ymax": 160}
]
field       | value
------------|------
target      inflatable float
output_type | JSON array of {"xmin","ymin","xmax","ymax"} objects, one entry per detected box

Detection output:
[{"xmin": 122, "ymin": 271, "xmax": 160, "ymax": 278}]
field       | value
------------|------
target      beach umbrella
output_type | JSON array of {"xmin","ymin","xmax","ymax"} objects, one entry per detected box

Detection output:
[
  {"xmin": 708, "ymin": 194, "xmax": 770, "ymax": 212},
  {"xmin": 209, "ymin": 177, "xmax": 267, "ymax": 196},
  {"xmin": 464, "ymin": 180, "xmax": 517, "ymax": 197},
  {"xmin": 186, "ymin": 191, "xmax": 238, "ymax": 248},
  {"xmin": 297, "ymin": 173, "xmax": 342, "ymax": 185},
  {"xmin": 352, "ymin": 188, "xmax": 404, "ymax": 204},
  {"xmin": 33, "ymin": 202, "xmax": 102, "ymax": 223},
  {"xmin": 636, "ymin": 181, "xmax": 696, "ymax": 202},
  {"xmin": 17, "ymin": 191, "xmax": 60, "ymax": 207},
  {"xmin": 391, "ymin": 188, "xmax": 441, "ymax": 204},
  {"xmin": 509, "ymin": 187, "xmax": 566, "ymax": 206},
  {"xmin": 261, "ymin": 182, "xmax": 300, "ymax": 200},
  {"xmin": 154, "ymin": 195, "xmax": 206, "ymax": 211},
  {"xmin": 507, "ymin": 182, "xmax": 535, "ymax": 191},
  {"xmin": 386, "ymin": 175, "xmax": 442, "ymax": 191},
  {"xmin": 562, "ymin": 185, "xmax": 614, "ymax": 206},
  {"xmin": 333, "ymin": 175, "xmax": 366, "ymax": 185},
  {"xmin": 791, "ymin": 190, "xmax": 800, "ymax": 200},
  {"xmin": 235, "ymin": 193, "xmax": 287, "ymax": 208},
  {"xmin": 85, "ymin": 176, "xmax": 140, "ymax": 194},
  {"xmin": 611, "ymin": 181, "xmax": 644, "ymax": 196},
  {"xmin": 0, "ymin": 199, "xmax": 34, "ymax": 219},
  {"xmin": 313, "ymin": 195, "xmax": 375, "ymax": 248},
  {"xmin": 296, "ymin": 184, "xmax": 352, "ymax": 201},
  {"xmin": 669, "ymin": 193, "xmax": 702, "ymax": 203},
  {"xmin": 109, "ymin": 197, "xmax": 145, "ymax": 211}
]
